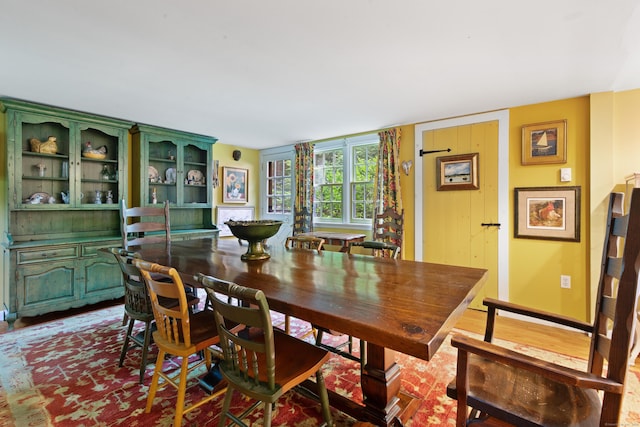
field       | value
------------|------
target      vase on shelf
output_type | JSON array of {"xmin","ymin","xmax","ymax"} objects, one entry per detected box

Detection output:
[{"xmin": 101, "ymin": 164, "xmax": 110, "ymax": 180}]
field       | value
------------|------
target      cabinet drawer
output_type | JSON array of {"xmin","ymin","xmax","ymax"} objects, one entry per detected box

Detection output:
[
  {"xmin": 17, "ymin": 246, "xmax": 79, "ymax": 264},
  {"xmin": 82, "ymin": 241, "xmax": 121, "ymax": 257}
]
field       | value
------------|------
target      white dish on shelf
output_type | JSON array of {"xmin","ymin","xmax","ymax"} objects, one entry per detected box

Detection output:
[
  {"xmin": 187, "ymin": 169, "xmax": 204, "ymax": 185},
  {"xmin": 165, "ymin": 167, "xmax": 177, "ymax": 184},
  {"xmin": 148, "ymin": 166, "xmax": 159, "ymax": 183}
]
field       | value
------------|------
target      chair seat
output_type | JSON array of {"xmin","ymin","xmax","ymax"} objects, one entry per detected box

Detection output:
[
  {"xmin": 221, "ymin": 328, "xmax": 330, "ymax": 402},
  {"xmin": 446, "ymin": 354, "xmax": 601, "ymax": 427}
]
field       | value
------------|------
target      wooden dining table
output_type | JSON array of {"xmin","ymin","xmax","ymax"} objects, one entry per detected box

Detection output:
[{"xmin": 130, "ymin": 238, "xmax": 488, "ymax": 426}]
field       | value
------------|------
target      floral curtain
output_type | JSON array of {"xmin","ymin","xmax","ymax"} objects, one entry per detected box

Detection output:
[
  {"xmin": 294, "ymin": 142, "xmax": 314, "ymax": 215},
  {"xmin": 374, "ymin": 128, "xmax": 403, "ymax": 215},
  {"xmin": 373, "ymin": 128, "xmax": 403, "ymax": 257}
]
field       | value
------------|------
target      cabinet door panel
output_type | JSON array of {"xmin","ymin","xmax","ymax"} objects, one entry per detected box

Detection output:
[
  {"xmin": 83, "ymin": 259, "xmax": 121, "ymax": 294},
  {"xmin": 20, "ymin": 263, "xmax": 75, "ymax": 306}
]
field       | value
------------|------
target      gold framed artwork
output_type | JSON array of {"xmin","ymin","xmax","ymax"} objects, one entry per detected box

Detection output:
[
  {"xmin": 222, "ymin": 166, "xmax": 248, "ymax": 203},
  {"xmin": 521, "ymin": 119, "xmax": 567, "ymax": 165},
  {"xmin": 514, "ymin": 186, "xmax": 580, "ymax": 242},
  {"xmin": 436, "ymin": 152, "xmax": 479, "ymax": 191}
]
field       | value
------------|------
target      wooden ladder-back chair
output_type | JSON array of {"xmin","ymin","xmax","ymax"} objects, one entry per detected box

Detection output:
[
  {"xmin": 293, "ymin": 206, "xmax": 313, "ymax": 235},
  {"xmin": 194, "ymin": 273, "xmax": 333, "ymax": 427},
  {"xmin": 447, "ymin": 189, "xmax": 640, "ymax": 427},
  {"xmin": 109, "ymin": 248, "xmax": 154, "ymax": 384},
  {"xmin": 121, "ymin": 199, "xmax": 199, "ymax": 311},
  {"xmin": 351, "ymin": 207, "xmax": 404, "ymax": 259},
  {"xmin": 120, "ymin": 199, "xmax": 171, "ymax": 248},
  {"xmin": 134, "ymin": 259, "xmax": 225, "ymax": 427},
  {"xmin": 374, "ymin": 207, "xmax": 403, "ymax": 246}
]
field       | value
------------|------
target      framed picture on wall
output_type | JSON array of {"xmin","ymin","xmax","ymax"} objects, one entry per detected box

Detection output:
[
  {"xmin": 514, "ymin": 186, "xmax": 580, "ymax": 241},
  {"xmin": 436, "ymin": 152, "xmax": 479, "ymax": 191},
  {"xmin": 217, "ymin": 206, "xmax": 255, "ymax": 236},
  {"xmin": 521, "ymin": 119, "xmax": 567, "ymax": 165},
  {"xmin": 222, "ymin": 166, "xmax": 248, "ymax": 203}
]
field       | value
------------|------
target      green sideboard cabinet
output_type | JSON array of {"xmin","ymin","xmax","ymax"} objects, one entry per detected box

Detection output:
[{"xmin": 1, "ymin": 98, "xmax": 132, "ymax": 322}]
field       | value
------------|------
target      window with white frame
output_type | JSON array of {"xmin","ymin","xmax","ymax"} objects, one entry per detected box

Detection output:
[{"xmin": 313, "ymin": 134, "xmax": 379, "ymax": 225}]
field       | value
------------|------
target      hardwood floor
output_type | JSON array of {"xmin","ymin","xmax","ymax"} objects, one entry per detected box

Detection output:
[{"xmin": 2, "ymin": 301, "xmax": 638, "ymax": 370}]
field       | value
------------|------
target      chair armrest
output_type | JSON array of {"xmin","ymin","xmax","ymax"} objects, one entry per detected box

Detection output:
[
  {"xmin": 451, "ymin": 333, "xmax": 623, "ymax": 394},
  {"xmin": 482, "ymin": 297, "xmax": 592, "ymax": 342}
]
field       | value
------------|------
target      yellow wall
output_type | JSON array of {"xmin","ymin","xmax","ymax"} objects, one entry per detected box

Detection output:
[
  {"xmin": 613, "ymin": 89, "xmax": 640, "ymax": 182},
  {"xmin": 508, "ymin": 97, "xmax": 591, "ymax": 320},
  {"xmin": 212, "ymin": 143, "xmax": 261, "ymax": 217}
]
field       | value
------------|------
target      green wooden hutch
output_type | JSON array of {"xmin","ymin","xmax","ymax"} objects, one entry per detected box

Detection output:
[{"xmin": 1, "ymin": 99, "xmax": 219, "ymax": 324}]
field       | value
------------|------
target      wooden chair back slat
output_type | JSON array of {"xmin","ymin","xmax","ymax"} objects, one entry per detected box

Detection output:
[
  {"xmin": 605, "ymin": 257, "xmax": 623, "ymax": 279},
  {"xmin": 120, "ymin": 199, "xmax": 171, "ymax": 248},
  {"xmin": 293, "ymin": 207, "xmax": 313, "ymax": 235},
  {"xmin": 601, "ymin": 295, "xmax": 616, "ymax": 320},
  {"xmin": 285, "ymin": 236, "xmax": 324, "ymax": 252}
]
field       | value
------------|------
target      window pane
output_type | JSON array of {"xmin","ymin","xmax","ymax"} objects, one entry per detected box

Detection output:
[
  {"xmin": 313, "ymin": 139, "xmax": 376, "ymax": 223},
  {"xmin": 266, "ymin": 158, "xmax": 292, "ymax": 214}
]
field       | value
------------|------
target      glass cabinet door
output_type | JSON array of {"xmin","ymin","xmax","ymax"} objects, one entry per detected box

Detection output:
[
  {"xmin": 17, "ymin": 114, "xmax": 72, "ymax": 208},
  {"xmin": 182, "ymin": 143, "xmax": 208, "ymax": 205},
  {"xmin": 148, "ymin": 139, "xmax": 178, "ymax": 205},
  {"xmin": 78, "ymin": 126, "xmax": 123, "ymax": 206}
]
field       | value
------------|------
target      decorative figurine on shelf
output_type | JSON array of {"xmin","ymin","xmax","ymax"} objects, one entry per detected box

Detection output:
[
  {"xmin": 101, "ymin": 164, "xmax": 110, "ymax": 180},
  {"xmin": 151, "ymin": 188, "xmax": 157, "ymax": 204},
  {"xmin": 35, "ymin": 162, "xmax": 47, "ymax": 177},
  {"xmin": 106, "ymin": 190, "xmax": 114, "ymax": 204},
  {"xmin": 61, "ymin": 191, "xmax": 70, "ymax": 204},
  {"xmin": 82, "ymin": 141, "xmax": 108, "ymax": 159},
  {"xmin": 94, "ymin": 190, "xmax": 102, "ymax": 204},
  {"xmin": 29, "ymin": 136, "xmax": 58, "ymax": 154}
]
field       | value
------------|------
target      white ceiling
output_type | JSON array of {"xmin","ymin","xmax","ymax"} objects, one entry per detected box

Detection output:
[{"xmin": 1, "ymin": 1, "xmax": 639, "ymax": 149}]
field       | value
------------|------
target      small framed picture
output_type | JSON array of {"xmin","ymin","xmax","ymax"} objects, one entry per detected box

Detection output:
[
  {"xmin": 436, "ymin": 152, "xmax": 479, "ymax": 191},
  {"xmin": 521, "ymin": 120, "xmax": 567, "ymax": 165},
  {"xmin": 514, "ymin": 186, "xmax": 580, "ymax": 242},
  {"xmin": 222, "ymin": 167, "xmax": 248, "ymax": 203}
]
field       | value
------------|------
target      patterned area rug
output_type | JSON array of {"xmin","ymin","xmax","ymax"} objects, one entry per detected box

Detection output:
[{"xmin": 1, "ymin": 303, "xmax": 639, "ymax": 426}]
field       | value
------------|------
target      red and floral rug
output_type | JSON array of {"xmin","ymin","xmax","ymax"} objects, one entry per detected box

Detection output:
[{"xmin": 1, "ymin": 304, "xmax": 639, "ymax": 426}]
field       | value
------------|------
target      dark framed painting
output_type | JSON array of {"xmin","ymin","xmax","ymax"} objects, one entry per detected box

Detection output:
[
  {"xmin": 436, "ymin": 152, "xmax": 479, "ymax": 191},
  {"xmin": 521, "ymin": 119, "xmax": 567, "ymax": 165},
  {"xmin": 514, "ymin": 186, "xmax": 580, "ymax": 242},
  {"xmin": 222, "ymin": 166, "xmax": 248, "ymax": 203}
]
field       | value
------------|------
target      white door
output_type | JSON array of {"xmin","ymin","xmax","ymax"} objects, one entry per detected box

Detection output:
[{"xmin": 260, "ymin": 149, "xmax": 295, "ymax": 247}]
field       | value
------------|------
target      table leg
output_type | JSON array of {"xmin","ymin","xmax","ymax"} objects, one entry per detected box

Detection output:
[{"xmin": 361, "ymin": 343, "xmax": 420, "ymax": 426}]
